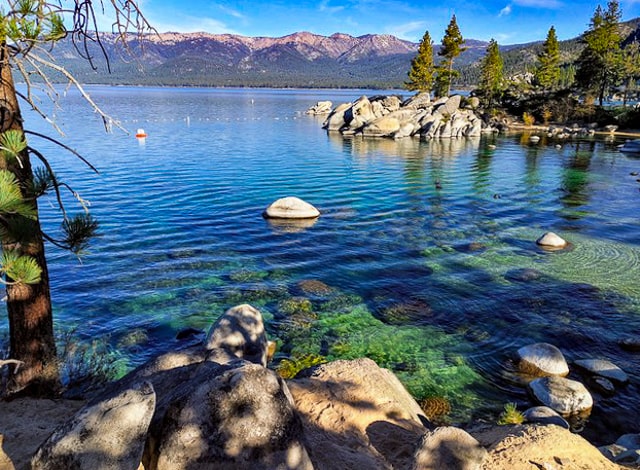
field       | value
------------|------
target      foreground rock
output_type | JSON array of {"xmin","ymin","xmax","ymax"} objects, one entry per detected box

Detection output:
[
  {"xmin": 601, "ymin": 433, "xmax": 640, "ymax": 467},
  {"xmin": 412, "ymin": 427, "xmax": 487, "ymax": 470},
  {"xmin": 263, "ymin": 197, "xmax": 320, "ymax": 219},
  {"xmin": 31, "ymin": 381, "xmax": 156, "ymax": 470},
  {"xmin": 472, "ymin": 424, "xmax": 623, "ymax": 469},
  {"xmin": 528, "ymin": 376, "xmax": 593, "ymax": 416},
  {"xmin": 522, "ymin": 406, "xmax": 569, "ymax": 429},
  {"xmin": 288, "ymin": 358, "xmax": 428, "ymax": 469},
  {"xmin": 154, "ymin": 362, "xmax": 312, "ymax": 470},
  {"xmin": 517, "ymin": 342, "xmax": 569, "ymax": 377}
]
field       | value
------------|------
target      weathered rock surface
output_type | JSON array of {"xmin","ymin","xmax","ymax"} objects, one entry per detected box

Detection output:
[
  {"xmin": 322, "ymin": 93, "xmax": 489, "ymax": 140},
  {"xmin": 205, "ymin": 303, "xmax": 269, "ymax": 367},
  {"xmin": 264, "ymin": 197, "xmax": 320, "ymax": 219},
  {"xmin": 472, "ymin": 424, "xmax": 623, "ymax": 470},
  {"xmin": 412, "ymin": 426, "xmax": 487, "ymax": 470},
  {"xmin": 574, "ymin": 358, "xmax": 629, "ymax": 384},
  {"xmin": 154, "ymin": 362, "xmax": 313, "ymax": 470},
  {"xmin": 536, "ymin": 231, "xmax": 568, "ymax": 249},
  {"xmin": 306, "ymin": 101, "xmax": 333, "ymax": 115},
  {"xmin": 528, "ymin": 376, "xmax": 593, "ymax": 416},
  {"xmin": 288, "ymin": 358, "xmax": 428, "ymax": 469},
  {"xmin": 600, "ymin": 434, "xmax": 640, "ymax": 467},
  {"xmin": 31, "ymin": 381, "xmax": 156, "ymax": 470},
  {"xmin": 517, "ymin": 342, "xmax": 569, "ymax": 377},
  {"xmin": 522, "ymin": 406, "xmax": 569, "ymax": 429}
]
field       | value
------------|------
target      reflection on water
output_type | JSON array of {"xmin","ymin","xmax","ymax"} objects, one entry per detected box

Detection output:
[{"xmin": 3, "ymin": 87, "xmax": 640, "ymax": 443}]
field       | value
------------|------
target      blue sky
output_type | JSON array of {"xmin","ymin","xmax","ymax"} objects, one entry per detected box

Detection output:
[{"xmin": 136, "ymin": 0, "xmax": 640, "ymax": 44}]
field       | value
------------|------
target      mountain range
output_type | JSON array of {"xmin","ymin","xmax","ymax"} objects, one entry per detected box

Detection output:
[{"xmin": 50, "ymin": 20, "xmax": 640, "ymax": 89}]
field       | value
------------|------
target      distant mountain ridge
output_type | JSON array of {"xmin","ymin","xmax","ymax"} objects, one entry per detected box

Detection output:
[{"xmin": 49, "ymin": 20, "xmax": 639, "ymax": 89}]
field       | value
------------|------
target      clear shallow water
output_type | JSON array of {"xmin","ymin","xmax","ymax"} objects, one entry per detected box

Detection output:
[{"xmin": 3, "ymin": 86, "xmax": 640, "ymax": 441}]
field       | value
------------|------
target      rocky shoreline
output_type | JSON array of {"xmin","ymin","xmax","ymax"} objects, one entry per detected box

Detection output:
[{"xmin": 1, "ymin": 303, "xmax": 637, "ymax": 469}]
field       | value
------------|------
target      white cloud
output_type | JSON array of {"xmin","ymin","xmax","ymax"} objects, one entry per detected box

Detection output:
[
  {"xmin": 384, "ymin": 21, "xmax": 428, "ymax": 40},
  {"xmin": 219, "ymin": 5, "xmax": 247, "ymax": 20},
  {"xmin": 499, "ymin": 4, "xmax": 512, "ymax": 16}
]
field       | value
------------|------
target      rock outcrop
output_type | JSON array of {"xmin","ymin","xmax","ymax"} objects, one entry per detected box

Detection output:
[{"xmin": 322, "ymin": 93, "xmax": 491, "ymax": 140}]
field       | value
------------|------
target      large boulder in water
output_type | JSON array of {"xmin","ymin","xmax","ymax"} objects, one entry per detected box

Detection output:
[
  {"xmin": 32, "ymin": 381, "xmax": 156, "ymax": 470},
  {"xmin": 517, "ymin": 342, "xmax": 569, "ymax": 377},
  {"xmin": 528, "ymin": 376, "xmax": 593, "ymax": 416},
  {"xmin": 263, "ymin": 197, "xmax": 320, "ymax": 219}
]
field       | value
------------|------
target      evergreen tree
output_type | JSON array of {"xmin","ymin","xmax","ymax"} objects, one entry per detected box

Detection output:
[
  {"xmin": 0, "ymin": 1, "xmax": 151, "ymax": 396},
  {"xmin": 477, "ymin": 39, "xmax": 504, "ymax": 109},
  {"xmin": 405, "ymin": 30, "xmax": 435, "ymax": 92},
  {"xmin": 576, "ymin": 1, "xmax": 623, "ymax": 105},
  {"xmin": 535, "ymin": 26, "xmax": 561, "ymax": 90},
  {"xmin": 436, "ymin": 14, "xmax": 467, "ymax": 97},
  {"xmin": 620, "ymin": 40, "xmax": 640, "ymax": 106}
]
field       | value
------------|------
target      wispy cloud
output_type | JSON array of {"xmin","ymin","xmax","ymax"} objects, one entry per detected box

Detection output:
[
  {"xmin": 219, "ymin": 5, "xmax": 246, "ymax": 20},
  {"xmin": 319, "ymin": 0, "xmax": 345, "ymax": 14},
  {"xmin": 149, "ymin": 15, "xmax": 241, "ymax": 34},
  {"xmin": 499, "ymin": 4, "xmax": 512, "ymax": 16},
  {"xmin": 384, "ymin": 20, "xmax": 428, "ymax": 40}
]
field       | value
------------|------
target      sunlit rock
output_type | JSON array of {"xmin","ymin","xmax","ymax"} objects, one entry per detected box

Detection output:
[
  {"xmin": 528, "ymin": 376, "xmax": 593, "ymax": 416},
  {"xmin": 264, "ymin": 197, "xmax": 320, "ymax": 219},
  {"xmin": 536, "ymin": 231, "xmax": 567, "ymax": 249},
  {"xmin": 517, "ymin": 342, "xmax": 569, "ymax": 377},
  {"xmin": 32, "ymin": 381, "xmax": 155, "ymax": 470},
  {"xmin": 206, "ymin": 304, "xmax": 268, "ymax": 367},
  {"xmin": 523, "ymin": 406, "xmax": 569, "ymax": 429},
  {"xmin": 305, "ymin": 101, "xmax": 333, "ymax": 115}
]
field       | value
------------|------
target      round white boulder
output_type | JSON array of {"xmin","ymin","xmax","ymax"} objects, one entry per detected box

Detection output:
[
  {"xmin": 536, "ymin": 232, "xmax": 567, "ymax": 249},
  {"xmin": 263, "ymin": 197, "xmax": 320, "ymax": 219},
  {"xmin": 517, "ymin": 342, "xmax": 569, "ymax": 377},
  {"xmin": 528, "ymin": 376, "xmax": 593, "ymax": 416}
]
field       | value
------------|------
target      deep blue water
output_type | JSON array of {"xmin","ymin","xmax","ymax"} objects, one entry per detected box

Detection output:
[{"xmin": 3, "ymin": 86, "xmax": 640, "ymax": 441}]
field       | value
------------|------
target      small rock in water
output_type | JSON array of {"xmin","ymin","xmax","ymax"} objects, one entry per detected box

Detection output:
[
  {"xmin": 574, "ymin": 358, "xmax": 629, "ymax": 384},
  {"xmin": 588, "ymin": 376, "xmax": 616, "ymax": 396},
  {"xmin": 517, "ymin": 342, "xmax": 569, "ymax": 377},
  {"xmin": 505, "ymin": 268, "xmax": 544, "ymax": 283},
  {"xmin": 536, "ymin": 231, "xmax": 568, "ymax": 249},
  {"xmin": 263, "ymin": 196, "xmax": 320, "ymax": 219},
  {"xmin": 523, "ymin": 406, "xmax": 570, "ymax": 429},
  {"xmin": 176, "ymin": 327, "xmax": 205, "ymax": 341}
]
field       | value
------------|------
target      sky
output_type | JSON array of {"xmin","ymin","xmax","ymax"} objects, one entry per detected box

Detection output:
[{"xmin": 131, "ymin": 0, "xmax": 640, "ymax": 45}]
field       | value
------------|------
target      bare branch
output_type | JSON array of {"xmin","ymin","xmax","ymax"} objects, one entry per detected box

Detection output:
[{"xmin": 24, "ymin": 130, "xmax": 99, "ymax": 173}]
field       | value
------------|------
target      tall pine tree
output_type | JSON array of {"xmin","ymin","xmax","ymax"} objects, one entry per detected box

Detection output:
[
  {"xmin": 477, "ymin": 39, "xmax": 504, "ymax": 109},
  {"xmin": 535, "ymin": 26, "xmax": 561, "ymax": 90},
  {"xmin": 435, "ymin": 14, "xmax": 467, "ymax": 97},
  {"xmin": 576, "ymin": 1, "xmax": 623, "ymax": 105},
  {"xmin": 405, "ymin": 30, "xmax": 435, "ymax": 92}
]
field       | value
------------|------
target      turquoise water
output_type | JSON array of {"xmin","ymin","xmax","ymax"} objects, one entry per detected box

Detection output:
[{"xmin": 3, "ymin": 86, "xmax": 640, "ymax": 441}]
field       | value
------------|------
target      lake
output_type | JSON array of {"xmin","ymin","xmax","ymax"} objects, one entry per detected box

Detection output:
[{"xmin": 3, "ymin": 86, "xmax": 640, "ymax": 443}]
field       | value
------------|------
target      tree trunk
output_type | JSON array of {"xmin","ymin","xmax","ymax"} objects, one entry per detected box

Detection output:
[{"xmin": 1, "ymin": 44, "xmax": 60, "ymax": 396}]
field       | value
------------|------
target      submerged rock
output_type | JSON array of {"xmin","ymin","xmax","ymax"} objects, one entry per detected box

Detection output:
[
  {"xmin": 574, "ymin": 358, "xmax": 629, "ymax": 384},
  {"xmin": 517, "ymin": 342, "xmax": 569, "ymax": 377},
  {"xmin": 263, "ymin": 197, "xmax": 320, "ymax": 219}
]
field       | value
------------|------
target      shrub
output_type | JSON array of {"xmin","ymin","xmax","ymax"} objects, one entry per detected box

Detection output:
[
  {"xmin": 522, "ymin": 112, "xmax": 535, "ymax": 126},
  {"xmin": 497, "ymin": 402, "xmax": 525, "ymax": 425}
]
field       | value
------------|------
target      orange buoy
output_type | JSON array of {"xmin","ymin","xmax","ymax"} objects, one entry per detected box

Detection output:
[{"xmin": 135, "ymin": 128, "xmax": 147, "ymax": 138}]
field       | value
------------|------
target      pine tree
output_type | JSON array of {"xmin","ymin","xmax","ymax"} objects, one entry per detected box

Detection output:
[
  {"xmin": 405, "ymin": 30, "xmax": 435, "ymax": 92},
  {"xmin": 436, "ymin": 14, "xmax": 467, "ymax": 97},
  {"xmin": 477, "ymin": 39, "xmax": 504, "ymax": 109},
  {"xmin": 0, "ymin": 1, "xmax": 151, "ymax": 396},
  {"xmin": 535, "ymin": 26, "xmax": 561, "ymax": 90},
  {"xmin": 620, "ymin": 40, "xmax": 640, "ymax": 106},
  {"xmin": 576, "ymin": 1, "xmax": 623, "ymax": 105}
]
